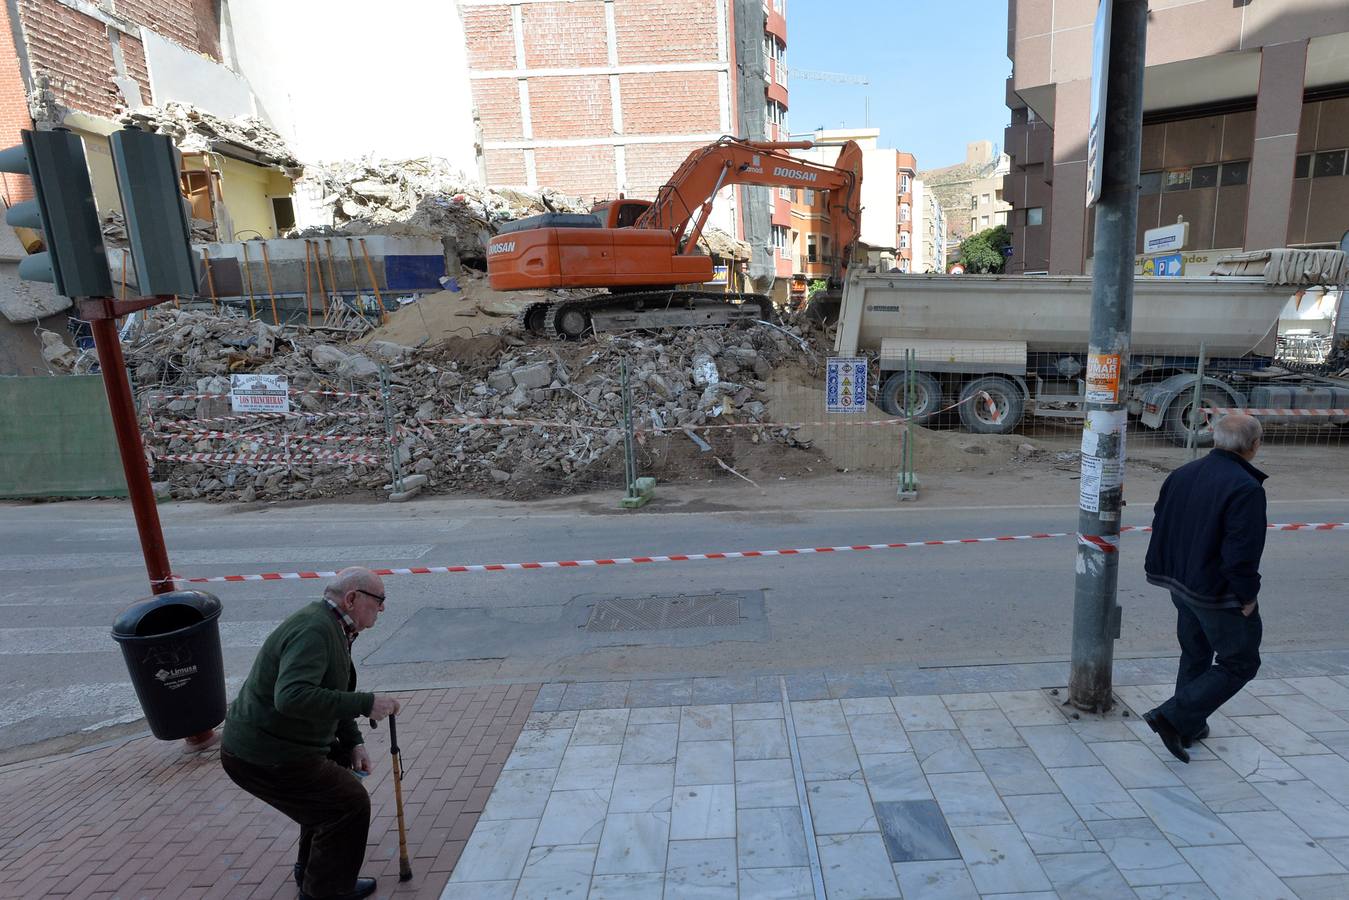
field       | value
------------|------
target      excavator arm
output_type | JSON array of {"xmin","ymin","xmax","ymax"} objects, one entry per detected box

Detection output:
[{"xmin": 634, "ymin": 137, "xmax": 864, "ymax": 284}]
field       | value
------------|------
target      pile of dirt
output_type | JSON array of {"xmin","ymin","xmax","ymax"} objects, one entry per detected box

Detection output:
[{"xmin": 356, "ymin": 271, "xmax": 555, "ymax": 346}]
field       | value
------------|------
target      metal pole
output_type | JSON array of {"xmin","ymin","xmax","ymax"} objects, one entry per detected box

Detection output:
[
  {"xmin": 1188, "ymin": 342, "xmax": 1207, "ymax": 460},
  {"xmin": 621, "ymin": 359, "xmax": 636, "ymax": 499},
  {"xmin": 1069, "ymin": 0, "xmax": 1147, "ymax": 712},
  {"xmin": 90, "ymin": 315, "xmax": 174, "ymax": 595}
]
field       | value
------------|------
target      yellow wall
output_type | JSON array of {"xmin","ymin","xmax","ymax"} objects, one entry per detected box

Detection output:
[
  {"xmin": 72, "ymin": 128, "xmax": 123, "ymax": 218},
  {"xmin": 215, "ymin": 156, "xmax": 293, "ymax": 239}
]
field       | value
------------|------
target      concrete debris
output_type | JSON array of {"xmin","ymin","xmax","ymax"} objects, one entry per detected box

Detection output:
[
  {"xmin": 128, "ymin": 305, "xmax": 824, "ymax": 503},
  {"xmin": 38, "ymin": 329, "xmax": 77, "ymax": 370},
  {"xmin": 117, "ymin": 102, "xmax": 302, "ymax": 175},
  {"xmin": 101, "ymin": 209, "xmax": 216, "ymax": 247}
]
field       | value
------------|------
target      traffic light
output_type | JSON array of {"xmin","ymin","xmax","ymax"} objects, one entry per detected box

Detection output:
[
  {"xmin": 0, "ymin": 128, "xmax": 113, "ymax": 298},
  {"xmin": 109, "ymin": 126, "xmax": 198, "ymax": 297}
]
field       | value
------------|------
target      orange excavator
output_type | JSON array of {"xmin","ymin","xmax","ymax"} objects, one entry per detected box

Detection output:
[{"xmin": 486, "ymin": 136, "xmax": 863, "ymax": 339}]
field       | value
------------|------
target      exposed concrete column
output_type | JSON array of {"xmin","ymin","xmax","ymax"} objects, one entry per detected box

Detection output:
[
  {"xmin": 1244, "ymin": 40, "xmax": 1308, "ymax": 251},
  {"xmin": 1049, "ymin": 79, "xmax": 1091, "ymax": 275}
]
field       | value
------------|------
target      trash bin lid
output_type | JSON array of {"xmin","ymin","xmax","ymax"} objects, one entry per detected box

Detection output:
[{"xmin": 112, "ymin": 590, "xmax": 222, "ymax": 638}]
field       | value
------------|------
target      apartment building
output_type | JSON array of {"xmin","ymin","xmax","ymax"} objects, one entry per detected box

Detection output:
[
  {"xmin": 919, "ymin": 140, "xmax": 1012, "ymax": 244},
  {"xmin": 1004, "ymin": 0, "xmax": 1349, "ymax": 275},
  {"xmin": 911, "ymin": 178, "xmax": 947, "ymax": 273}
]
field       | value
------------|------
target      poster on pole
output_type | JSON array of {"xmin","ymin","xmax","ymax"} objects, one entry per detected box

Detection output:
[
  {"xmin": 230, "ymin": 374, "xmax": 290, "ymax": 413},
  {"xmin": 825, "ymin": 357, "xmax": 869, "ymax": 414},
  {"xmin": 1085, "ymin": 0, "xmax": 1113, "ymax": 208}
]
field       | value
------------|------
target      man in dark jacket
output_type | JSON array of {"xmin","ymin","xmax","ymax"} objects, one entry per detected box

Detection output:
[
  {"xmin": 1143, "ymin": 413, "xmax": 1266, "ymax": 764},
  {"xmin": 221, "ymin": 567, "xmax": 401, "ymax": 900}
]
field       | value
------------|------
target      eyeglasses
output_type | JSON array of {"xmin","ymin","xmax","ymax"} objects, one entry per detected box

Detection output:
[{"xmin": 356, "ymin": 589, "xmax": 386, "ymax": 606}]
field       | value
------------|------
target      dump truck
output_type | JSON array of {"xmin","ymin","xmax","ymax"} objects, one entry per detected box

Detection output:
[
  {"xmin": 486, "ymin": 136, "xmax": 863, "ymax": 339},
  {"xmin": 832, "ymin": 249, "xmax": 1349, "ymax": 445}
]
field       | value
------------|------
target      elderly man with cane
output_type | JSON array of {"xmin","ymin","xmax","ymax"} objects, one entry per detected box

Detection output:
[
  {"xmin": 221, "ymin": 567, "xmax": 402, "ymax": 900},
  {"xmin": 1143, "ymin": 413, "xmax": 1268, "ymax": 764}
]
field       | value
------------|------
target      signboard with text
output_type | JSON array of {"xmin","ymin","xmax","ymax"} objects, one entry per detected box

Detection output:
[
  {"xmin": 826, "ymin": 357, "xmax": 868, "ymax": 414},
  {"xmin": 229, "ymin": 374, "xmax": 289, "ymax": 414}
]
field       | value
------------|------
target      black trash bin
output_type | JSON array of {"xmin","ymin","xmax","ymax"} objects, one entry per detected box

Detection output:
[{"xmin": 112, "ymin": 590, "xmax": 226, "ymax": 741}]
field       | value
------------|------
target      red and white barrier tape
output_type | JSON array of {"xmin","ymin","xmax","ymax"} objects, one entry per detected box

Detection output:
[
  {"xmin": 147, "ymin": 389, "xmax": 372, "ymax": 401},
  {"xmin": 153, "ymin": 428, "xmax": 387, "ymax": 445},
  {"xmin": 154, "ymin": 450, "xmax": 381, "ymax": 465},
  {"xmin": 150, "ymin": 410, "xmax": 373, "ymax": 428},
  {"xmin": 412, "ymin": 416, "xmax": 612, "ymax": 432},
  {"xmin": 1208, "ymin": 407, "xmax": 1349, "ymax": 417},
  {"xmin": 159, "ymin": 522, "xmax": 1347, "ymax": 584}
]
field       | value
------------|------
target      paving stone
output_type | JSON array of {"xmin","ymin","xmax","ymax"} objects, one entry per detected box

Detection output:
[
  {"xmin": 480, "ymin": 767, "xmax": 558, "ymax": 820},
  {"xmin": 503, "ymin": 727, "xmax": 572, "ymax": 771},
  {"xmin": 1229, "ymin": 714, "xmax": 1329, "ymax": 757},
  {"xmin": 1285, "ymin": 754, "xmax": 1349, "ymax": 804},
  {"xmin": 624, "ymin": 679, "xmax": 693, "ymax": 709},
  {"xmin": 734, "ymin": 701, "xmax": 784, "ymax": 721},
  {"xmin": 733, "ymin": 717, "xmax": 789, "ymax": 760},
  {"xmin": 594, "ymin": 811, "xmax": 670, "ymax": 875},
  {"xmin": 587, "ymin": 872, "xmax": 665, "ymax": 898},
  {"xmin": 974, "ymin": 747, "xmax": 1058, "ymax": 795},
  {"xmin": 570, "ymin": 708, "xmax": 630, "ymax": 746},
  {"xmin": 1131, "ymin": 885, "xmax": 1219, "ymax": 900},
  {"xmin": 817, "ymin": 832, "xmax": 900, "ymax": 899},
  {"xmin": 1179, "ymin": 844, "xmax": 1294, "ymax": 900},
  {"xmin": 790, "ymin": 699, "xmax": 848, "ymax": 736},
  {"xmin": 534, "ymin": 788, "xmax": 609, "ymax": 845},
  {"xmin": 609, "ymin": 763, "xmax": 674, "ymax": 815},
  {"xmin": 1283, "ymin": 873, "xmax": 1349, "ymax": 899},
  {"xmin": 1038, "ymin": 851, "xmax": 1136, "ymax": 899},
  {"xmin": 941, "ymin": 692, "xmax": 997, "ymax": 710},
  {"xmin": 680, "ymin": 704, "xmax": 733, "ymax": 742},
  {"xmin": 806, "ymin": 778, "xmax": 878, "ymax": 834},
  {"xmin": 1130, "ymin": 786, "xmax": 1238, "ymax": 846},
  {"xmin": 1285, "ymin": 676, "xmax": 1349, "ymax": 711},
  {"xmin": 665, "ymin": 837, "xmax": 737, "ymax": 898},
  {"xmin": 892, "ymin": 859, "xmax": 979, "ymax": 899},
  {"xmin": 449, "ymin": 818, "xmax": 538, "ymax": 883},
  {"xmin": 1219, "ymin": 810, "xmax": 1348, "ymax": 878},
  {"xmin": 1258, "ymin": 693, "xmax": 1349, "ymax": 733},
  {"xmin": 1019, "ymin": 724, "xmax": 1099, "ymax": 767},
  {"xmin": 1087, "ymin": 818, "xmax": 1200, "ymax": 887},
  {"xmin": 951, "ymin": 708, "xmax": 1024, "ymax": 749},
  {"xmin": 692, "ymin": 676, "xmax": 759, "ymax": 705},
  {"xmin": 1004, "ymin": 792, "xmax": 1099, "ymax": 854},
  {"xmin": 928, "ymin": 771, "xmax": 1012, "ymax": 826},
  {"xmin": 1206, "ymin": 735, "xmax": 1305, "ymax": 782},
  {"xmin": 559, "ymin": 682, "xmax": 630, "ymax": 710},
  {"xmin": 909, "ymin": 729, "xmax": 980, "ymax": 774},
  {"xmin": 440, "ymin": 882, "xmax": 519, "ymax": 899},
  {"xmin": 735, "ymin": 758, "xmax": 799, "ymax": 809},
  {"xmin": 737, "ymin": 866, "xmax": 814, "ymax": 899},
  {"xmin": 1089, "ymin": 740, "xmax": 1184, "ymax": 789},
  {"xmin": 1310, "ymin": 730, "xmax": 1349, "ymax": 757},
  {"xmin": 619, "ymin": 722, "xmax": 679, "ymax": 765},
  {"xmin": 525, "ymin": 710, "xmax": 578, "ymax": 730},
  {"xmin": 675, "ymin": 740, "xmax": 734, "ymax": 786},
  {"xmin": 874, "ymin": 799, "xmax": 960, "ymax": 862},
  {"xmin": 1215, "ymin": 691, "xmax": 1276, "ymax": 717},
  {"xmin": 841, "ymin": 696, "xmax": 898, "ymax": 717},
  {"xmin": 627, "ymin": 705, "xmax": 681, "ymax": 725},
  {"xmin": 737, "ymin": 807, "xmax": 809, "ymax": 869},
  {"xmin": 858, "ymin": 751, "xmax": 931, "ymax": 802},
  {"xmin": 671, "ymin": 783, "xmax": 735, "ymax": 840},
  {"xmin": 1246, "ymin": 677, "xmax": 1301, "ymax": 697},
  {"xmin": 891, "ymin": 695, "xmax": 956, "ymax": 731},
  {"xmin": 993, "ymin": 690, "xmax": 1065, "ymax": 726},
  {"xmin": 825, "ymin": 671, "xmax": 894, "ymax": 700},
  {"xmin": 1050, "ymin": 766, "xmax": 1145, "ymax": 821},
  {"xmin": 781, "ymin": 672, "xmax": 830, "ymax": 701},
  {"xmin": 847, "ymin": 713, "xmax": 910, "ymax": 755},
  {"xmin": 515, "ymin": 843, "xmax": 596, "ymax": 900},
  {"xmin": 554, "ymin": 744, "xmax": 621, "ymax": 792},
  {"xmin": 1252, "ymin": 780, "xmax": 1349, "ymax": 839},
  {"xmin": 948, "ymin": 823, "xmax": 1051, "ymax": 894},
  {"xmin": 796, "ymin": 733, "xmax": 862, "ymax": 781},
  {"xmin": 1164, "ymin": 759, "xmax": 1278, "ymax": 814}
]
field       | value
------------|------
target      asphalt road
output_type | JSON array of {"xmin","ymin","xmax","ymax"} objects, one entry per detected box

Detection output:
[{"xmin": 2, "ymin": 485, "xmax": 1346, "ymax": 754}]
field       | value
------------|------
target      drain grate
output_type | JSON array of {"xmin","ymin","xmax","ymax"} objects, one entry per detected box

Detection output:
[{"xmin": 585, "ymin": 593, "xmax": 741, "ymax": 633}]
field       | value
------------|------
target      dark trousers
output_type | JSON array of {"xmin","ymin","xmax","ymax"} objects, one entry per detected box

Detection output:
[
  {"xmin": 221, "ymin": 749, "xmax": 370, "ymax": 897},
  {"xmin": 1157, "ymin": 593, "xmax": 1263, "ymax": 739}
]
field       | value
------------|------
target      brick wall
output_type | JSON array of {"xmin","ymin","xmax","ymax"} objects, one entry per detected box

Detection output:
[
  {"xmin": 474, "ymin": 80, "xmax": 523, "ymax": 141},
  {"xmin": 523, "ymin": 1, "xmax": 607, "ymax": 68},
  {"xmin": 485, "ymin": 149, "xmax": 527, "ymax": 186},
  {"xmin": 625, "ymin": 140, "xmax": 705, "ymax": 199},
  {"xmin": 530, "ymin": 75, "xmax": 611, "ymax": 139},
  {"xmin": 462, "ymin": 5, "xmax": 516, "ymax": 69},
  {"xmin": 619, "ymin": 72, "xmax": 718, "ymax": 134},
  {"xmin": 19, "ymin": 0, "xmax": 131, "ymax": 120},
  {"xmin": 614, "ymin": 0, "xmax": 717, "ymax": 64},
  {"xmin": 0, "ymin": 2, "xmax": 32, "ymax": 204},
  {"xmin": 113, "ymin": 0, "xmax": 205, "ymax": 57},
  {"xmin": 534, "ymin": 145, "xmax": 616, "ymax": 202}
]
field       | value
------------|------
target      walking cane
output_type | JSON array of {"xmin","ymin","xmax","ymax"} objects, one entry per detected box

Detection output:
[{"xmin": 371, "ymin": 713, "xmax": 413, "ymax": 881}]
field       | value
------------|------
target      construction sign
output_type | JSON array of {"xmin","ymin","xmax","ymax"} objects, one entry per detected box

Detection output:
[
  {"xmin": 229, "ymin": 374, "xmax": 290, "ymax": 414},
  {"xmin": 826, "ymin": 357, "xmax": 868, "ymax": 414}
]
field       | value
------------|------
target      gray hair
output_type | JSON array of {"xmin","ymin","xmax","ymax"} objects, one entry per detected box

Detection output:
[
  {"xmin": 1213, "ymin": 413, "xmax": 1262, "ymax": 454},
  {"xmin": 323, "ymin": 566, "xmax": 379, "ymax": 602}
]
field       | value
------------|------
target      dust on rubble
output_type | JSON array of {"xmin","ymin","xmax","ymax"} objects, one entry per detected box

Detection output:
[{"xmin": 357, "ymin": 271, "xmax": 549, "ymax": 347}]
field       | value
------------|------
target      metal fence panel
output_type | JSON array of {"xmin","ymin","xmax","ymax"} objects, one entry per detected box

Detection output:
[{"xmin": 0, "ymin": 375, "xmax": 126, "ymax": 498}]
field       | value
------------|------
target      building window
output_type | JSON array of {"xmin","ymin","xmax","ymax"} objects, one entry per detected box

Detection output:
[
  {"xmin": 899, "ymin": 233, "xmax": 909, "ymax": 249},
  {"xmin": 1314, "ymin": 149, "xmax": 1347, "ymax": 178},
  {"xmin": 899, "ymin": 259, "xmax": 909, "ymax": 273},
  {"xmin": 971, "ymin": 218, "xmax": 978, "ymax": 232},
  {"xmin": 804, "ymin": 188, "xmax": 815, "ymax": 206},
  {"xmin": 1220, "ymin": 160, "xmax": 1248, "ymax": 186},
  {"xmin": 779, "ymin": 187, "xmax": 794, "ymax": 201},
  {"xmin": 900, "ymin": 203, "xmax": 910, "ymax": 222},
  {"xmin": 807, "ymin": 235, "xmax": 818, "ymax": 263},
  {"xmin": 1026, "ymin": 207, "xmax": 1043, "ymax": 226},
  {"xmin": 900, "ymin": 174, "xmax": 910, "ymax": 192},
  {"xmin": 1164, "ymin": 168, "xmax": 1192, "ymax": 192},
  {"xmin": 971, "ymin": 194, "xmax": 980, "ymax": 208},
  {"xmin": 1139, "ymin": 171, "xmax": 1162, "ymax": 194},
  {"xmin": 1191, "ymin": 165, "xmax": 1219, "ymax": 190},
  {"xmin": 772, "ymin": 224, "xmax": 789, "ymax": 258},
  {"xmin": 1294, "ymin": 154, "xmax": 1312, "ymax": 179},
  {"xmin": 981, "ymin": 193, "xmax": 990, "ymax": 206}
]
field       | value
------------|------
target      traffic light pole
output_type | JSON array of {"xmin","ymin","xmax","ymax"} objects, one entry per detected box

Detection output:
[{"xmin": 85, "ymin": 298, "xmax": 173, "ymax": 596}]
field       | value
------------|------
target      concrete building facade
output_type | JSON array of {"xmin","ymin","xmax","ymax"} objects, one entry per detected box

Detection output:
[
  {"xmin": 919, "ymin": 140, "xmax": 1012, "ymax": 246},
  {"xmin": 911, "ymin": 178, "xmax": 947, "ymax": 274},
  {"xmin": 1004, "ymin": 0, "xmax": 1349, "ymax": 276}
]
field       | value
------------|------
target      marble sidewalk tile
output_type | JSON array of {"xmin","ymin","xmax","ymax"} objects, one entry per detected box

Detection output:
[
  {"xmin": 1087, "ymin": 818, "xmax": 1199, "ymax": 887},
  {"xmin": 733, "ymin": 717, "xmax": 789, "ymax": 761},
  {"xmin": 1179, "ymin": 844, "xmax": 1294, "ymax": 900},
  {"xmin": 479, "ymin": 767, "xmax": 558, "ymax": 821},
  {"xmin": 806, "ymin": 777, "xmax": 878, "ymax": 834},
  {"xmin": 826, "ymin": 671, "xmax": 895, "ymax": 700},
  {"xmin": 892, "ymin": 694, "xmax": 957, "ymax": 730},
  {"xmin": 594, "ymin": 810, "xmax": 670, "ymax": 875},
  {"xmin": 1038, "ymin": 851, "xmax": 1136, "ymax": 900},
  {"xmin": 874, "ymin": 799, "xmax": 960, "ymax": 862},
  {"xmin": 675, "ymin": 740, "xmax": 735, "ymax": 786},
  {"xmin": 1131, "ymin": 886, "xmax": 1218, "ymax": 900},
  {"xmin": 569, "ymin": 708, "xmax": 630, "ymax": 746},
  {"xmin": 736, "ymin": 866, "xmax": 814, "ymax": 899},
  {"xmin": 1019, "ymin": 724, "xmax": 1099, "ymax": 768},
  {"xmin": 1049, "ymin": 765, "xmax": 1144, "ymax": 821},
  {"xmin": 816, "ymin": 832, "xmax": 900, "ymax": 900},
  {"xmin": 1311, "ymin": 731, "xmax": 1349, "ymax": 757},
  {"xmin": 1090, "ymin": 740, "xmax": 1184, "ymax": 789},
  {"xmin": 909, "ymin": 729, "xmax": 980, "ymax": 774},
  {"xmin": 1129, "ymin": 786, "xmax": 1238, "ymax": 846},
  {"xmin": 993, "ymin": 690, "xmax": 1065, "ymax": 726},
  {"xmin": 733, "ymin": 701, "xmax": 783, "ymax": 721},
  {"xmin": 449, "ymin": 818, "xmax": 539, "ymax": 883},
  {"xmin": 1257, "ymin": 692, "xmax": 1349, "ymax": 733},
  {"xmin": 892, "ymin": 859, "xmax": 979, "ymax": 899},
  {"xmin": 1325, "ymin": 837, "xmax": 1349, "ymax": 867},
  {"xmin": 1004, "ymin": 792, "xmax": 1099, "ymax": 854},
  {"xmin": 587, "ymin": 873, "xmax": 665, "ymax": 898},
  {"xmin": 790, "ymin": 699, "xmax": 848, "ymax": 736},
  {"xmin": 1219, "ymin": 810, "xmax": 1348, "ymax": 878},
  {"xmin": 952, "ymin": 708, "xmax": 1024, "ymax": 750},
  {"xmin": 1215, "ymin": 691, "xmax": 1276, "ymax": 718},
  {"xmin": 664, "ymin": 838, "xmax": 737, "ymax": 899},
  {"xmin": 679, "ymin": 704, "xmax": 733, "ymax": 742},
  {"xmin": 735, "ymin": 757, "xmax": 798, "ymax": 809},
  {"xmin": 796, "ymin": 733, "xmax": 862, "ymax": 781},
  {"xmin": 1285, "ymin": 676, "xmax": 1349, "ymax": 711},
  {"xmin": 948, "ymin": 823, "xmax": 1052, "ymax": 894},
  {"xmin": 608, "ymin": 763, "xmax": 674, "ymax": 814},
  {"xmin": 692, "ymin": 676, "xmax": 759, "ymax": 705},
  {"xmin": 627, "ymin": 706, "xmax": 680, "ymax": 725},
  {"xmin": 503, "ymin": 726, "xmax": 572, "ymax": 771},
  {"xmin": 941, "ymin": 692, "xmax": 997, "ymax": 711},
  {"xmin": 841, "ymin": 696, "xmax": 899, "ymax": 717},
  {"xmin": 858, "ymin": 751, "xmax": 932, "ymax": 802},
  {"xmin": 1230, "ymin": 715, "xmax": 1329, "ymax": 757},
  {"xmin": 975, "ymin": 747, "xmax": 1058, "ymax": 796},
  {"xmin": 847, "ymin": 712, "xmax": 910, "ymax": 755},
  {"xmin": 1206, "ymin": 735, "xmax": 1304, "ymax": 782},
  {"xmin": 534, "ymin": 788, "xmax": 610, "ymax": 845},
  {"xmin": 515, "ymin": 843, "xmax": 596, "ymax": 900},
  {"xmin": 670, "ymin": 783, "xmax": 735, "ymax": 840},
  {"xmin": 553, "ymin": 743, "xmax": 622, "ymax": 792},
  {"xmin": 1286, "ymin": 754, "xmax": 1349, "ymax": 804},
  {"xmin": 1069, "ymin": 717, "xmax": 1138, "ymax": 743},
  {"xmin": 1164, "ymin": 759, "xmax": 1277, "ymax": 814},
  {"xmin": 439, "ymin": 882, "xmax": 518, "ymax": 900},
  {"xmin": 1246, "ymin": 677, "xmax": 1301, "ymax": 696},
  {"xmin": 737, "ymin": 807, "xmax": 809, "ymax": 869},
  {"xmin": 619, "ymin": 722, "xmax": 678, "ymax": 766},
  {"xmin": 928, "ymin": 771, "xmax": 1012, "ymax": 826},
  {"xmin": 1253, "ymin": 780, "xmax": 1349, "ymax": 839},
  {"xmin": 1283, "ymin": 874, "xmax": 1349, "ymax": 899},
  {"xmin": 559, "ymin": 682, "xmax": 629, "ymax": 710},
  {"xmin": 524, "ymin": 710, "xmax": 578, "ymax": 730},
  {"xmin": 623, "ymin": 679, "xmax": 692, "ymax": 710}
]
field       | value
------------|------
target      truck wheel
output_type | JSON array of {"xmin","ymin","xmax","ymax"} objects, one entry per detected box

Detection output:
[
  {"xmin": 879, "ymin": 371, "xmax": 943, "ymax": 420},
  {"xmin": 958, "ymin": 376, "xmax": 1025, "ymax": 434},
  {"xmin": 1164, "ymin": 389, "xmax": 1225, "ymax": 447}
]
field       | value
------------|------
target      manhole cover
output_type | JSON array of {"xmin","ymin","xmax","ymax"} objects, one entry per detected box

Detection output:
[{"xmin": 585, "ymin": 594, "xmax": 741, "ymax": 633}]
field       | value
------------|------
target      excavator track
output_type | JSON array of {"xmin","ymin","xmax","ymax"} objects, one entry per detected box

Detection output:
[{"xmin": 523, "ymin": 290, "xmax": 774, "ymax": 340}]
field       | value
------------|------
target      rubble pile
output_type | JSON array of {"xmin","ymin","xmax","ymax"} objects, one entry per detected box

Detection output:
[
  {"xmin": 118, "ymin": 102, "xmax": 301, "ymax": 175},
  {"xmin": 100, "ymin": 209, "xmax": 217, "ymax": 248},
  {"xmin": 129, "ymin": 308, "xmax": 820, "ymax": 502}
]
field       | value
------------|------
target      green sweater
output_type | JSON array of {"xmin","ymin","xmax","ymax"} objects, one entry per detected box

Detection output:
[{"xmin": 223, "ymin": 601, "xmax": 375, "ymax": 765}]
